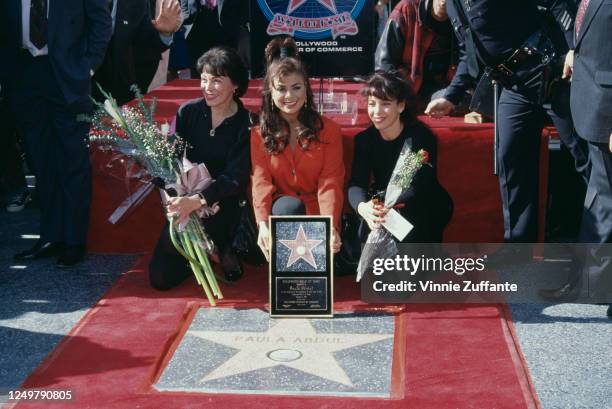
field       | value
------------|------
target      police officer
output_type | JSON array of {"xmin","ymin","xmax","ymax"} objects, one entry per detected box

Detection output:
[{"xmin": 425, "ymin": 0, "xmax": 590, "ymax": 246}]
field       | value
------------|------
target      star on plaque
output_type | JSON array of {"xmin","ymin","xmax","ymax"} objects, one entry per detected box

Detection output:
[
  {"xmin": 287, "ymin": 0, "xmax": 338, "ymax": 15},
  {"xmin": 279, "ymin": 224, "xmax": 324, "ymax": 269},
  {"xmin": 189, "ymin": 318, "xmax": 393, "ymax": 386}
]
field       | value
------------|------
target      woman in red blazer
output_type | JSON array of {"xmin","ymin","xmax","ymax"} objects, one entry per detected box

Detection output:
[{"xmin": 251, "ymin": 37, "xmax": 344, "ymax": 260}]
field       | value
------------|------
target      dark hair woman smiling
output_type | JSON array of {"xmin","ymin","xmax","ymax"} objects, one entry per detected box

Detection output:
[
  {"xmin": 349, "ymin": 71, "xmax": 453, "ymax": 243},
  {"xmin": 149, "ymin": 46, "xmax": 251, "ymax": 290}
]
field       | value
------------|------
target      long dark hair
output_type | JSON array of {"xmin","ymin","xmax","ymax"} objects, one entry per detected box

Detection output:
[
  {"xmin": 361, "ymin": 70, "xmax": 418, "ymax": 127},
  {"xmin": 260, "ymin": 37, "xmax": 323, "ymax": 155}
]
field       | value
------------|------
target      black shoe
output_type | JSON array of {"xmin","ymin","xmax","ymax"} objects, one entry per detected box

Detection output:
[
  {"xmin": 607, "ymin": 305, "xmax": 612, "ymax": 319},
  {"xmin": 6, "ymin": 190, "xmax": 30, "ymax": 212},
  {"xmin": 538, "ymin": 282, "xmax": 581, "ymax": 302},
  {"xmin": 221, "ymin": 247, "xmax": 243, "ymax": 282},
  {"xmin": 56, "ymin": 245, "xmax": 86, "ymax": 268},
  {"xmin": 14, "ymin": 240, "xmax": 65, "ymax": 261},
  {"xmin": 485, "ymin": 245, "xmax": 532, "ymax": 269}
]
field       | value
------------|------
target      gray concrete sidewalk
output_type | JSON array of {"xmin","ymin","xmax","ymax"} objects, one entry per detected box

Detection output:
[{"xmin": 0, "ymin": 207, "xmax": 135, "ymax": 394}]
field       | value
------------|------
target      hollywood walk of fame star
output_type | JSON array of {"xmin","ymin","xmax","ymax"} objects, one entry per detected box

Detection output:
[
  {"xmin": 190, "ymin": 318, "xmax": 393, "ymax": 386},
  {"xmin": 287, "ymin": 0, "xmax": 338, "ymax": 15},
  {"xmin": 279, "ymin": 224, "xmax": 324, "ymax": 269}
]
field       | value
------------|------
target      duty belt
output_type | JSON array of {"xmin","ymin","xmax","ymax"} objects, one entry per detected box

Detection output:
[{"xmin": 490, "ymin": 31, "xmax": 556, "ymax": 86}]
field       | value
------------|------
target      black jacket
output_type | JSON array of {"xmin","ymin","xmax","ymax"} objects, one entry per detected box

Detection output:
[
  {"xmin": 2, "ymin": 0, "xmax": 111, "ymax": 104},
  {"xmin": 93, "ymin": 0, "xmax": 169, "ymax": 105},
  {"xmin": 348, "ymin": 122, "xmax": 453, "ymax": 243}
]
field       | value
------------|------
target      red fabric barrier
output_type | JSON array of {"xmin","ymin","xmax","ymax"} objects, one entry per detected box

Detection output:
[{"xmin": 88, "ymin": 79, "xmax": 550, "ymax": 253}]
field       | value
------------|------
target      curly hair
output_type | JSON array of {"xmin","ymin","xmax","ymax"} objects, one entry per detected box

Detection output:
[{"xmin": 259, "ymin": 37, "xmax": 323, "ymax": 155}]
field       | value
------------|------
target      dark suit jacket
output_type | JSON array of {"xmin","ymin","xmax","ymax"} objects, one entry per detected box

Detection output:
[
  {"xmin": 2, "ymin": 0, "xmax": 112, "ymax": 103},
  {"xmin": 93, "ymin": 0, "xmax": 169, "ymax": 104},
  {"xmin": 180, "ymin": 0, "xmax": 248, "ymax": 63},
  {"xmin": 571, "ymin": 0, "xmax": 612, "ymax": 143}
]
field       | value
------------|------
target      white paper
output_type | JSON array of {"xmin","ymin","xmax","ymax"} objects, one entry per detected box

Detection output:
[{"xmin": 382, "ymin": 208, "xmax": 413, "ymax": 241}]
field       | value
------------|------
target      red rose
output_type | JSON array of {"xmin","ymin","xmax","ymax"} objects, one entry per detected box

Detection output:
[{"xmin": 420, "ymin": 149, "xmax": 430, "ymax": 164}]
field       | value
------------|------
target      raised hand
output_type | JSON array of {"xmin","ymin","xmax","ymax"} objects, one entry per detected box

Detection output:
[{"xmin": 152, "ymin": 0, "xmax": 182, "ymax": 35}]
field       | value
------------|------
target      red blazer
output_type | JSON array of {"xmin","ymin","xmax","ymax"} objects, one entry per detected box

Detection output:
[{"xmin": 250, "ymin": 116, "xmax": 345, "ymax": 232}]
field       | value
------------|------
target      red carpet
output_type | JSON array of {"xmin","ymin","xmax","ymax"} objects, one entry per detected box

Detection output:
[{"xmin": 10, "ymin": 257, "xmax": 540, "ymax": 409}]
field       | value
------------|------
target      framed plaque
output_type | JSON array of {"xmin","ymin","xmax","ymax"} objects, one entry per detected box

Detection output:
[{"xmin": 269, "ymin": 216, "xmax": 333, "ymax": 318}]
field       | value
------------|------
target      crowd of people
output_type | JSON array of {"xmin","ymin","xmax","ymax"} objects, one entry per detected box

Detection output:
[{"xmin": 0, "ymin": 0, "xmax": 609, "ymax": 316}]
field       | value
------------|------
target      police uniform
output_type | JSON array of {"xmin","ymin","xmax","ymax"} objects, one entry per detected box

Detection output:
[{"xmin": 443, "ymin": 0, "xmax": 590, "ymax": 242}]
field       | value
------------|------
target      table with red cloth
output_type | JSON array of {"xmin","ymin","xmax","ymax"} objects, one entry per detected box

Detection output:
[{"xmin": 87, "ymin": 79, "xmax": 550, "ymax": 253}]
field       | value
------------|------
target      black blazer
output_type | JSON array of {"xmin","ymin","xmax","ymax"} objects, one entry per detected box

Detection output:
[
  {"xmin": 180, "ymin": 0, "xmax": 248, "ymax": 61},
  {"xmin": 570, "ymin": 0, "xmax": 612, "ymax": 143},
  {"xmin": 93, "ymin": 0, "xmax": 169, "ymax": 104},
  {"xmin": 1, "ymin": 0, "xmax": 112, "ymax": 103}
]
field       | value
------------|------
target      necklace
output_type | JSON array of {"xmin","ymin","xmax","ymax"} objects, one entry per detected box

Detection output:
[{"xmin": 209, "ymin": 102, "xmax": 238, "ymax": 137}]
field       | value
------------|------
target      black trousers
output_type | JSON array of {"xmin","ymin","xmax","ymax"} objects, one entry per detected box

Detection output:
[
  {"xmin": 497, "ymin": 78, "xmax": 590, "ymax": 242},
  {"xmin": 149, "ymin": 200, "xmax": 239, "ymax": 290},
  {"xmin": 10, "ymin": 55, "xmax": 91, "ymax": 246},
  {"xmin": 0, "ymin": 97, "xmax": 27, "ymax": 193}
]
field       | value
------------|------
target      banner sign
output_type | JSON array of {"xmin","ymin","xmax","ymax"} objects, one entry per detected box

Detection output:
[{"xmin": 250, "ymin": 0, "xmax": 375, "ymax": 77}]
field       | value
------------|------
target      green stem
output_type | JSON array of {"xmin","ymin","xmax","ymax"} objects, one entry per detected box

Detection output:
[
  {"xmin": 180, "ymin": 230, "xmax": 215, "ymax": 305},
  {"xmin": 185, "ymin": 222, "xmax": 222, "ymax": 298},
  {"xmin": 188, "ymin": 214, "xmax": 231, "ymax": 285},
  {"xmin": 189, "ymin": 224, "xmax": 223, "ymax": 299},
  {"xmin": 168, "ymin": 217, "xmax": 215, "ymax": 304}
]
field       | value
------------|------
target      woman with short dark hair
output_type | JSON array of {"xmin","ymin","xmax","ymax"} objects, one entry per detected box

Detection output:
[
  {"xmin": 250, "ymin": 37, "xmax": 345, "ymax": 259},
  {"xmin": 149, "ymin": 46, "xmax": 250, "ymax": 290},
  {"xmin": 349, "ymin": 71, "xmax": 453, "ymax": 242}
]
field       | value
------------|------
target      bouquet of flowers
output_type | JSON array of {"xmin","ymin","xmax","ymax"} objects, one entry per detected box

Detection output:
[
  {"xmin": 87, "ymin": 85, "xmax": 223, "ymax": 305},
  {"xmin": 356, "ymin": 140, "xmax": 430, "ymax": 282}
]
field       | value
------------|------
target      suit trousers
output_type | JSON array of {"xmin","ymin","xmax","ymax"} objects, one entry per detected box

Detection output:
[
  {"xmin": 574, "ymin": 142, "xmax": 612, "ymax": 301},
  {"xmin": 0, "ymin": 97, "xmax": 27, "ymax": 193},
  {"xmin": 497, "ymin": 76, "xmax": 590, "ymax": 242},
  {"xmin": 10, "ymin": 54, "xmax": 92, "ymax": 246}
]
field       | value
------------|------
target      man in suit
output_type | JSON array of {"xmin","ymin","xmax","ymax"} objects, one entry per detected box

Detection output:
[
  {"xmin": 93, "ymin": 0, "xmax": 181, "ymax": 105},
  {"xmin": 540, "ymin": 0, "xmax": 612, "ymax": 317},
  {"xmin": 2, "ymin": 0, "xmax": 112, "ymax": 267}
]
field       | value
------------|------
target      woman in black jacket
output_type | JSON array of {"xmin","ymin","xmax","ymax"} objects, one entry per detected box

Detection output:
[
  {"xmin": 349, "ymin": 71, "xmax": 453, "ymax": 243},
  {"xmin": 149, "ymin": 46, "xmax": 250, "ymax": 290}
]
